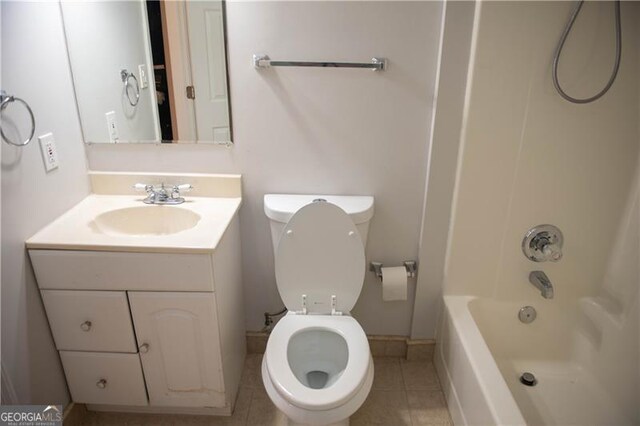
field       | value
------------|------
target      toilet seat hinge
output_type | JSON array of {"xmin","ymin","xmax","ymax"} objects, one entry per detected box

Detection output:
[
  {"xmin": 331, "ymin": 295, "xmax": 343, "ymax": 316},
  {"xmin": 296, "ymin": 294, "xmax": 308, "ymax": 315}
]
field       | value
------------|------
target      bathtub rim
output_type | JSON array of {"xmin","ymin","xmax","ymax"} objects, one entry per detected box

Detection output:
[{"xmin": 436, "ymin": 295, "xmax": 526, "ymax": 426}]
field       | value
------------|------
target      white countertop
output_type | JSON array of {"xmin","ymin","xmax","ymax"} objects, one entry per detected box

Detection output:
[{"xmin": 26, "ymin": 194, "xmax": 242, "ymax": 254}]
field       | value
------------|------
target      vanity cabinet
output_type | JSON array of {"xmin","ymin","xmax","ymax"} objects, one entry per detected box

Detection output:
[{"xmin": 30, "ymin": 215, "xmax": 245, "ymax": 415}]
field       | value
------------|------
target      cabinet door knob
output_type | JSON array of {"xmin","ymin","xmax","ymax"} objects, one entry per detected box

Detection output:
[
  {"xmin": 139, "ymin": 343, "xmax": 150, "ymax": 353},
  {"xmin": 80, "ymin": 321, "xmax": 92, "ymax": 332},
  {"xmin": 96, "ymin": 379, "xmax": 107, "ymax": 389}
]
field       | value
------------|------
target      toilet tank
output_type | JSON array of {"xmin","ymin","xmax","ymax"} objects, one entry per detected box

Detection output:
[{"xmin": 264, "ymin": 194, "xmax": 374, "ymax": 254}]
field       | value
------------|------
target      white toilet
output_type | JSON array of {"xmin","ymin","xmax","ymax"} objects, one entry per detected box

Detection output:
[{"xmin": 262, "ymin": 194, "xmax": 375, "ymax": 426}]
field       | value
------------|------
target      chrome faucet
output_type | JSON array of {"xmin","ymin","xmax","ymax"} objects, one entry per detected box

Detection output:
[
  {"xmin": 529, "ymin": 271, "xmax": 554, "ymax": 299},
  {"xmin": 133, "ymin": 183, "xmax": 193, "ymax": 205}
]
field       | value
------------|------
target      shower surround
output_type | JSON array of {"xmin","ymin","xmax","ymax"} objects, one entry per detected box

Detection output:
[{"xmin": 436, "ymin": 1, "xmax": 639, "ymax": 424}]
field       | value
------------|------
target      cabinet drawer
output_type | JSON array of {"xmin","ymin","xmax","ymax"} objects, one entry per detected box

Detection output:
[
  {"xmin": 41, "ymin": 290, "xmax": 137, "ymax": 352},
  {"xmin": 60, "ymin": 351, "xmax": 148, "ymax": 406},
  {"xmin": 30, "ymin": 250, "xmax": 214, "ymax": 291}
]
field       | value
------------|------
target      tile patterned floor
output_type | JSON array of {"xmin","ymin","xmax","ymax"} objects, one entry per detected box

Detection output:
[{"xmin": 74, "ymin": 355, "xmax": 452, "ymax": 425}]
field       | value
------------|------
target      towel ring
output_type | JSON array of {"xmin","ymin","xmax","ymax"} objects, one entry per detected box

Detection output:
[
  {"xmin": 0, "ymin": 90, "xmax": 36, "ymax": 147},
  {"xmin": 121, "ymin": 69, "xmax": 140, "ymax": 107}
]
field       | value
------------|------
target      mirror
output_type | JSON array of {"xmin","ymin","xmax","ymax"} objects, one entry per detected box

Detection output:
[{"xmin": 61, "ymin": 0, "xmax": 232, "ymax": 144}]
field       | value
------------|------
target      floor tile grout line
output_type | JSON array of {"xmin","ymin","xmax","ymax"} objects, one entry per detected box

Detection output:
[
  {"xmin": 240, "ymin": 387, "xmax": 254, "ymax": 426},
  {"xmin": 405, "ymin": 388, "xmax": 415, "ymax": 426},
  {"xmin": 398, "ymin": 357, "xmax": 409, "ymax": 392}
]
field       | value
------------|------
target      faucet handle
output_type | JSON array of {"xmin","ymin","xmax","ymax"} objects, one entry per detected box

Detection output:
[
  {"xmin": 522, "ymin": 224, "xmax": 563, "ymax": 262},
  {"xmin": 175, "ymin": 184, "xmax": 193, "ymax": 193},
  {"xmin": 133, "ymin": 183, "xmax": 152, "ymax": 193},
  {"xmin": 542, "ymin": 243, "xmax": 562, "ymax": 262}
]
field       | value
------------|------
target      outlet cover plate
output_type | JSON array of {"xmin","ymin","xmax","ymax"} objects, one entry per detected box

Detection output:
[{"xmin": 38, "ymin": 132, "xmax": 59, "ymax": 172}]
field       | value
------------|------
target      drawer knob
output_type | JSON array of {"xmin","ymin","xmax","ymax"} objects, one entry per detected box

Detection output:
[
  {"xmin": 96, "ymin": 379, "xmax": 107, "ymax": 389},
  {"xmin": 80, "ymin": 321, "xmax": 92, "ymax": 332},
  {"xmin": 139, "ymin": 343, "xmax": 150, "ymax": 353}
]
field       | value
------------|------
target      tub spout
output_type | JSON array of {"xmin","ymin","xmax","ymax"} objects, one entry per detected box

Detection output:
[{"xmin": 529, "ymin": 271, "xmax": 554, "ymax": 299}]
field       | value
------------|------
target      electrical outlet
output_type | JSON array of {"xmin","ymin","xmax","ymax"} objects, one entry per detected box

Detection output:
[
  {"xmin": 38, "ymin": 133, "xmax": 59, "ymax": 172},
  {"xmin": 105, "ymin": 111, "xmax": 119, "ymax": 143},
  {"xmin": 138, "ymin": 64, "xmax": 149, "ymax": 89}
]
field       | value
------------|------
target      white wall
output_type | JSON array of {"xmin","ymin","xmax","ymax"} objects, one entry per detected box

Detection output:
[
  {"xmin": 411, "ymin": 0, "xmax": 475, "ymax": 340},
  {"xmin": 61, "ymin": 0, "xmax": 159, "ymax": 143},
  {"xmin": 86, "ymin": 1, "xmax": 444, "ymax": 335},
  {"xmin": 1, "ymin": 2, "xmax": 90, "ymax": 404},
  {"xmin": 443, "ymin": 0, "xmax": 639, "ymax": 418}
]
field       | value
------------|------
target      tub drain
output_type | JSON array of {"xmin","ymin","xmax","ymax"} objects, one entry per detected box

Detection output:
[{"xmin": 520, "ymin": 372, "xmax": 537, "ymax": 387}]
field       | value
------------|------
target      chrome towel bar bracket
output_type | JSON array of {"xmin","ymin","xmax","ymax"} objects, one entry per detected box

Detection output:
[
  {"xmin": 253, "ymin": 54, "xmax": 386, "ymax": 72},
  {"xmin": 369, "ymin": 261, "xmax": 417, "ymax": 281},
  {"xmin": 0, "ymin": 89, "xmax": 36, "ymax": 147}
]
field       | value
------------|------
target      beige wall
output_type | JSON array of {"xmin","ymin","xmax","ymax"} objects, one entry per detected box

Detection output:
[
  {"xmin": 86, "ymin": 1, "xmax": 445, "ymax": 335},
  {"xmin": 1, "ymin": 2, "xmax": 90, "ymax": 404}
]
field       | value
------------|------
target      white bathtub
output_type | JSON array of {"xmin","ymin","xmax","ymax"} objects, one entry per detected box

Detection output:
[{"xmin": 435, "ymin": 295, "xmax": 637, "ymax": 426}]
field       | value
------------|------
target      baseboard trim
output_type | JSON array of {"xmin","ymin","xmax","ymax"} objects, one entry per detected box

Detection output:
[
  {"xmin": 85, "ymin": 403, "xmax": 232, "ymax": 416},
  {"xmin": 247, "ymin": 332, "xmax": 435, "ymax": 360}
]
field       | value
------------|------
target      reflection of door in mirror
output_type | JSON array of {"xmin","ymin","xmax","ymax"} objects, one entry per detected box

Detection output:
[
  {"xmin": 185, "ymin": 1, "xmax": 231, "ymax": 143},
  {"xmin": 160, "ymin": 0, "xmax": 231, "ymax": 143},
  {"xmin": 146, "ymin": 1, "xmax": 173, "ymax": 141},
  {"xmin": 61, "ymin": 0, "xmax": 232, "ymax": 144}
]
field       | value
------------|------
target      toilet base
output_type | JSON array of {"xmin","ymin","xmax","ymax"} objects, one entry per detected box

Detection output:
[
  {"xmin": 279, "ymin": 411, "xmax": 349, "ymax": 426},
  {"xmin": 262, "ymin": 355, "xmax": 374, "ymax": 426}
]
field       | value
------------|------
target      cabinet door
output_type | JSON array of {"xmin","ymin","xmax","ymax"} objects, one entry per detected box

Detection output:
[{"xmin": 128, "ymin": 292, "xmax": 225, "ymax": 407}]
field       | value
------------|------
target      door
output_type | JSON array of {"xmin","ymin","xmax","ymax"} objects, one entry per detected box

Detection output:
[
  {"xmin": 185, "ymin": 0, "xmax": 230, "ymax": 142},
  {"xmin": 128, "ymin": 292, "xmax": 225, "ymax": 407}
]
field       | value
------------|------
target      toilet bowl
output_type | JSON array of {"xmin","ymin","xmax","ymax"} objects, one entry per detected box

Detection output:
[
  {"xmin": 262, "ymin": 314, "xmax": 374, "ymax": 425},
  {"xmin": 262, "ymin": 195, "xmax": 375, "ymax": 426}
]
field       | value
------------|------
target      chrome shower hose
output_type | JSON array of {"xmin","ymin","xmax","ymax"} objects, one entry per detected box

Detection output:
[{"xmin": 552, "ymin": 0, "xmax": 621, "ymax": 104}]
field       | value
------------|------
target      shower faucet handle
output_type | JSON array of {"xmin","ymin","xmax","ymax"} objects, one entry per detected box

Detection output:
[
  {"xmin": 522, "ymin": 224, "xmax": 563, "ymax": 262},
  {"xmin": 542, "ymin": 242, "xmax": 562, "ymax": 262}
]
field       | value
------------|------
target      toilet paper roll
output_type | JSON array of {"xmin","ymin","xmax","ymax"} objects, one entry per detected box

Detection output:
[{"xmin": 381, "ymin": 266, "xmax": 408, "ymax": 301}]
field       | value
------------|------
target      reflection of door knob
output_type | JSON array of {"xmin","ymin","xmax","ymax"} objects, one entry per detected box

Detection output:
[
  {"xmin": 139, "ymin": 343, "xmax": 150, "ymax": 353},
  {"xmin": 80, "ymin": 321, "xmax": 92, "ymax": 331},
  {"xmin": 96, "ymin": 379, "xmax": 107, "ymax": 389},
  {"xmin": 522, "ymin": 225, "xmax": 564, "ymax": 262}
]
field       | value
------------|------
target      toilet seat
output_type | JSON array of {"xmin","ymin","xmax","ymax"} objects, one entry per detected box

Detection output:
[
  {"xmin": 265, "ymin": 314, "xmax": 370, "ymax": 411},
  {"xmin": 275, "ymin": 201, "xmax": 366, "ymax": 315}
]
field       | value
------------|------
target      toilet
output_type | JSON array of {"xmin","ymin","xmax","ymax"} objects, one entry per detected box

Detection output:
[{"xmin": 262, "ymin": 194, "xmax": 375, "ymax": 426}]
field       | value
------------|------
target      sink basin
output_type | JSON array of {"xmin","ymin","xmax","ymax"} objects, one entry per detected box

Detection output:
[{"xmin": 89, "ymin": 206, "xmax": 201, "ymax": 236}]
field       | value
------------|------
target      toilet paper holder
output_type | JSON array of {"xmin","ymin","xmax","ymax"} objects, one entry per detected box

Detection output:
[{"xmin": 369, "ymin": 261, "xmax": 417, "ymax": 280}]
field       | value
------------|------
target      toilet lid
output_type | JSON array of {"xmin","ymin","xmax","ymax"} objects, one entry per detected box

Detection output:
[{"xmin": 275, "ymin": 201, "xmax": 365, "ymax": 314}]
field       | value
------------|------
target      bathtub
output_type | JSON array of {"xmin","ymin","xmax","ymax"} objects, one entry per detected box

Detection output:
[{"xmin": 435, "ymin": 296, "xmax": 636, "ymax": 425}]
